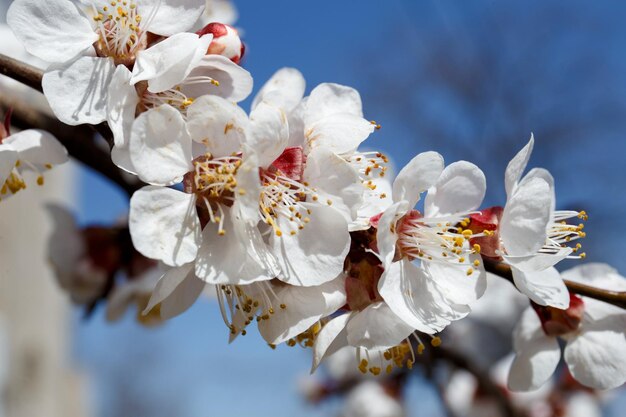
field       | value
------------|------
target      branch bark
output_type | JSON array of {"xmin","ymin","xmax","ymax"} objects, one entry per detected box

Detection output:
[{"xmin": 484, "ymin": 259, "xmax": 626, "ymax": 309}]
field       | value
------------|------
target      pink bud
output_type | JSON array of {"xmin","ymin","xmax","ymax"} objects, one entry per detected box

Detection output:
[{"xmin": 197, "ymin": 22, "xmax": 245, "ymax": 64}]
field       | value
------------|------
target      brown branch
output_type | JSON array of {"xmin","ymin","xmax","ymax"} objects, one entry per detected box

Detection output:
[
  {"xmin": 0, "ymin": 94, "xmax": 141, "ymax": 196},
  {"xmin": 0, "ymin": 53, "xmax": 43, "ymax": 93},
  {"xmin": 484, "ymin": 259, "xmax": 626, "ymax": 309},
  {"xmin": 0, "ymin": 53, "xmax": 115, "ymax": 148}
]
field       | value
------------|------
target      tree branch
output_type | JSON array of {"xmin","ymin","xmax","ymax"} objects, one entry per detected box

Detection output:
[
  {"xmin": 484, "ymin": 259, "xmax": 626, "ymax": 309},
  {"xmin": 0, "ymin": 53, "xmax": 115, "ymax": 147},
  {"xmin": 0, "ymin": 94, "xmax": 141, "ymax": 196}
]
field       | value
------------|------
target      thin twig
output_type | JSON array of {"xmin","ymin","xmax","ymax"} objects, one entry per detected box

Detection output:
[
  {"xmin": 484, "ymin": 259, "xmax": 626, "ymax": 309},
  {"xmin": 0, "ymin": 53, "xmax": 115, "ymax": 148}
]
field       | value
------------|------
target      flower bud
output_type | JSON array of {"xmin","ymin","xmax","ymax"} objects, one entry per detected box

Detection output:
[
  {"xmin": 532, "ymin": 292, "xmax": 585, "ymax": 336},
  {"xmin": 197, "ymin": 22, "xmax": 245, "ymax": 64}
]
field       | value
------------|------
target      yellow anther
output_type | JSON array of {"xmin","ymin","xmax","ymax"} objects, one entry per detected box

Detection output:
[
  {"xmin": 431, "ymin": 336, "xmax": 442, "ymax": 347},
  {"xmin": 386, "ymin": 364, "xmax": 393, "ymax": 374},
  {"xmin": 417, "ymin": 344, "xmax": 425, "ymax": 355},
  {"xmin": 36, "ymin": 176, "xmax": 44, "ymax": 186},
  {"xmin": 238, "ymin": 188, "xmax": 246, "ymax": 195},
  {"xmin": 275, "ymin": 229, "xmax": 282, "ymax": 237},
  {"xmin": 407, "ymin": 359, "xmax": 413, "ymax": 369},
  {"xmin": 218, "ymin": 229, "xmax": 226, "ymax": 236},
  {"xmin": 473, "ymin": 243, "xmax": 481, "ymax": 253},
  {"xmin": 280, "ymin": 303, "xmax": 286, "ymax": 309},
  {"xmin": 466, "ymin": 267, "xmax": 474, "ymax": 276},
  {"xmin": 579, "ymin": 252, "xmax": 587, "ymax": 259},
  {"xmin": 210, "ymin": 79, "xmax": 220, "ymax": 86},
  {"xmin": 462, "ymin": 229, "xmax": 473, "ymax": 239},
  {"xmin": 369, "ymin": 367, "xmax": 381, "ymax": 376},
  {"xmin": 458, "ymin": 257, "xmax": 466, "ymax": 263},
  {"xmin": 473, "ymin": 259, "xmax": 480, "ymax": 267}
]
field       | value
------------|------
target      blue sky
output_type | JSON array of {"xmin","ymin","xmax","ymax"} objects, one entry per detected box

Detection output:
[{"xmin": 74, "ymin": 1, "xmax": 626, "ymax": 416}]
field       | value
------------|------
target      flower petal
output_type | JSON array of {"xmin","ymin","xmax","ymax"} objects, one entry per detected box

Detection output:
[
  {"xmin": 140, "ymin": 0, "xmax": 206, "ymax": 36},
  {"xmin": 7, "ymin": 0, "xmax": 96, "ymax": 62},
  {"xmin": 512, "ymin": 267, "xmax": 569, "ymax": 309},
  {"xmin": 306, "ymin": 83, "xmax": 364, "ymax": 121},
  {"xmin": 186, "ymin": 95, "xmax": 249, "ymax": 157},
  {"xmin": 346, "ymin": 302, "xmax": 414, "ymax": 350},
  {"xmin": 393, "ymin": 151, "xmax": 444, "ymax": 207},
  {"xmin": 42, "ymin": 56, "xmax": 115, "ymax": 125},
  {"xmin": 248, "ymin": 101, "xmax": 289, "ymax": 168},
  {"xmin": 129, "ymin": 104, "xmax": 193, "ymax": 186},
  {"xmin": 0, "ymin": 145, "xmax": 19, "ymax": 187},
  {"xmin": 311, "ymin": 313, "xmax": 351, "ymax": 373},
  {"xmin": 424, "ymin": 253, "xmax": 486, "ymax": 306},
  {"xmin": 376, "ymin": 201, "xmax": 408, "ymax": 266},
  {"xmin": 129, "ymin": 186, "xmax": 202, "ymax": 267},
  {"xmin": 258, "ymin": 275, "xmax": 347, "ymax": 345},
  {"xmin": 180, "ymin": 55, "xmax": 253, "ymax": 103},
  {"xmin": 378, "ymin": 259, "xmax": 466, "ymax": 334},
  {"xmin": 561, "ymin": 263, "xmax": 626, "ymax": 291},
  {"xmin": 107, "ymin": 65, "xmax": 138, "ymax": 148},
  {"xmin": 3, "ymin": 129, "xmax": 68, "ymax": 168},
  {"xmin": 305, "ymin": 113, "xmax": 374, "ymax": 155},
  {"xmin": 272, "ymin": 203, "xmax": 350, "ymax": 286},
  {"xmin": 424, "ymin": 161, "xmax": 486, "ymax": 218},
  {"xmin": 252, "ymin": 67, "xmax": 305, "ymax": 112},
  {"xmin": 303, "ymin": 147, "xmax": 363, "ymax": 224},
  {"xmin": 194, "ymin": 207, "xmax": 272, "ymax": 285},
  {"xmin": 131, "ymin": 32, "xmax": 212, "ymax": 93},
  {"xmin": 159, "ymin": 269, "xmax": 206, "ymax": 320},
  {"xmin": 508, "ymin": 307, "xmax": 561, "ymax": 391},
  {"xmin": 500, "ymin": 176, "xmax": 551, "ymax": 256},
  {"xmin": 503, "ymin": 248, "xmax": 572, "ymax": 273},
  {"xmin": 563, "ymin": 315, "xmax": 626, "ymax": 389},
  {"xmin": 505, "ymin": 134, "xmax": 534, "ymax": 198}
]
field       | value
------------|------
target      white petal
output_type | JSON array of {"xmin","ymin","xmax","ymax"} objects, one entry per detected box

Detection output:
[
  {"xmin": 311, "ymin": 313, "xmax": 351, "ymax": 373},
  {"xmin": 129, "ymin": 186, "xmax": 202, "ymax": 266},
  {"xmin": 160, "ymin": 270, "xmax": 205, "ymax": 320},
  {"xmin": 303, "ymin": 147, "xmax": 363, "ymax": 224},
  {"xmin": 107, "ymin": 65, "xmax": 138, "ymax": 148},
  {"xmin": 180, "ymin": 55, "xmax": 253, "ymax": 103},
  {"xmin": 305, "ymin": 113, "xmax": 374, "ymax": 155},
  {"xmin": 378, "ymin": 259, "xmax": 466, "ymax": 334},
  {"xmin": 346, "ymin": 302, "xmax": 414, "ymax": 350},
  {"xmin": 140, "ymin": 0, "xmax": 206, "ymax": 36},
  {"xmin": 144, "ymin": 264, "xmax": 193, "ymax": 313},
  {"xmin": 376, "ymin": 201, "xmax": 408, "ymax": 266},
  {"xmin": 7, "ymin": 0, "xmax": 96, "ymax": 62},
  {"xmin": 4, "ymin": 129, "xmax": 68, "ymax": 168},
  {"xmin": 500, "ymin": 176, "xmax": 551, "ymax": 256},
  {"xmin": 194, "ymin": 207, "xmax": 272, "ymax": 285},
  {"xmin": 131, "ymin": 32, "xmax": 212, "ymax": 93},
  {"xmin": 561, "ymin": 263, "xmax": 626, "ymax": 291},
  {"xmin": 258, "ymin": 275, "xmax": 347, "ymax": 345},
  {"xmin": 393, "ymin": 151, "xmax": 444, "ymax": 207},
  {"xmin": 186, "ymin": 95, "xmax": 249, "ymax": 157},
  {"xmin": 272, "ymin": 203, "xmax": 350, "ymax": 286},
  {"xmin": 0, "ymin": 145, "xmax": 19, "ymax": 187},
  {"xmin": 306, "ymin": 83, "xmax": 364, "ymax": 121},
  {"xmin": 424, "ymin": 161, "xmax": 486, "ymax": 218},
  {"xmin": 287, "ymin": 98, "xmax": 307, "ymax": 148},
  {"xmin": 252, "ymin": 67, "xmax": 305, "ymax": 111},
  {"xmin": 425, "ymin": 253, "xmax": 486, "ymax": 306},
  {"xmin": 505, "ymin": 134, "xmax": 534, "ymax": 198},
  {"xmin": 129, "ymin": 104, "xmax": 193, "ymax": 185},
  {"xmin": 508, "ymin": 307, "xmax": 561, "ymax": 391},
  {"xmin": 512, "ymin": 267, "xmax": 569, "ymax": 309},
  {"xmin": 352, "ymin": 176, "xmax": 393, "ymax": 231},
  {"xmin": 42, "ymin": 57, "xmax": 115, "ymax": 125},
  {"xmin": 503, "ymin": 247, "xmax": 572, "ymax": 273},
  {"xmin": 564, "ymin": 317, "xmax": 626, "ymax": 389},
  {"xmin": 248, "ymin": 101, "xmax": 289, "ymax": 168},
  {"xmin": 110, "ymin": 145, "xmax": 136, "ymax": 174}
]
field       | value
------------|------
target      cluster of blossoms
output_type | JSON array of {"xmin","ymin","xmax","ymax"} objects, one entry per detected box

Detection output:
[{"xmin": 4, "ymin": 0, "xmax": 625, "ymax": 394}]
